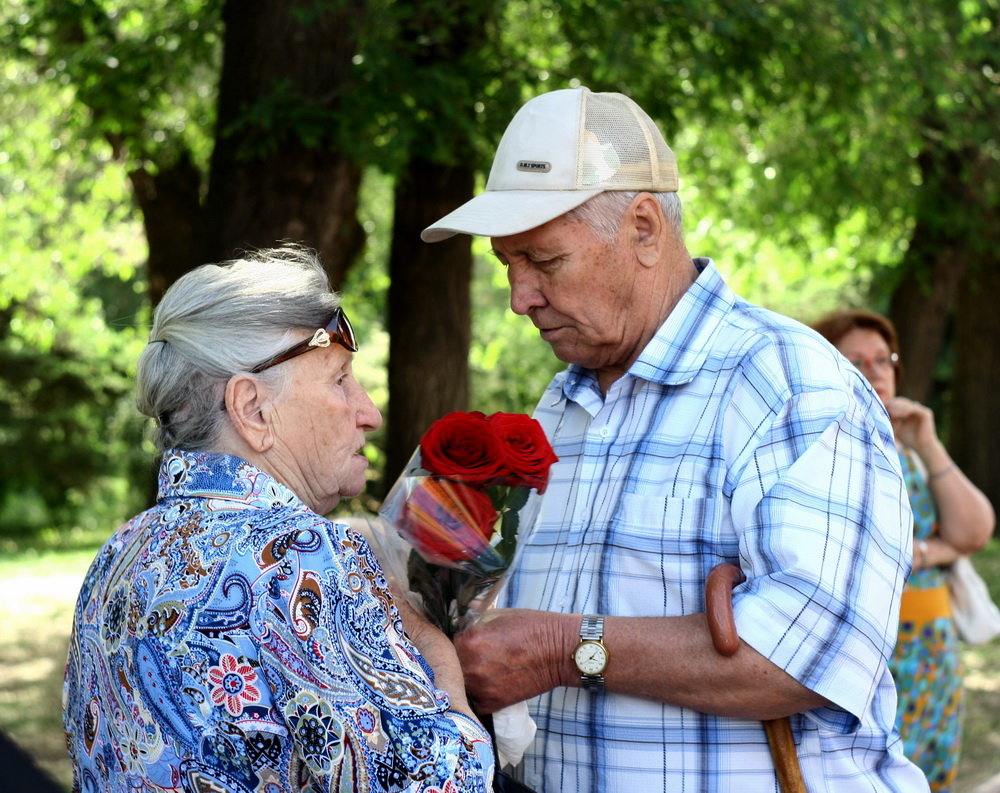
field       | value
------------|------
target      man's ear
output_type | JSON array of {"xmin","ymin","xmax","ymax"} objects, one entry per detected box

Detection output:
[
  {"xmin": 628, "ymin": 193, "xmax": 667, "ymax": 268},
  {"xmin": 223, "ymin": 374, "xmax": 275, "ymax": 453}
]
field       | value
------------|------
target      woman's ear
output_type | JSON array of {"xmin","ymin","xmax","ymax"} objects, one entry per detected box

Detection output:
[
  {"xmin": 627, "ymin": 193, "xmax": 666, "ymax": 268},
  {"xmin": 223, "ymin": 375, "xmax": 275, "ymax": 453}
]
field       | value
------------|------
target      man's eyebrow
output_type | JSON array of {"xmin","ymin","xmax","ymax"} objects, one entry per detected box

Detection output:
[{"xmin": 490, "ymin": 246, "xmax": 561, "ymax": 259}]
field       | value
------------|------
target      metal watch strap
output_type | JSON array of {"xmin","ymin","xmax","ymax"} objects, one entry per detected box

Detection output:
[
  {"xmin": 580, "ymin": 614, "xmax": 604, "ymax": 641},
  {"xmin": 579, "ymin": 615, "xmax": 605, "ymax": 691}
]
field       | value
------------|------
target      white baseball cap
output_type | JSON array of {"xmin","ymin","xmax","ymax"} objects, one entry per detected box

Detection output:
[{"xmin": 421, "ymin": 86, "xmax": 679, "ymax": 243}]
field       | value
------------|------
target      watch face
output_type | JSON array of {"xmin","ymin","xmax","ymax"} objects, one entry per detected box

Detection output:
[{"xmin": 573, "ymin": 641, "xmax": 608, "ymax": 675}]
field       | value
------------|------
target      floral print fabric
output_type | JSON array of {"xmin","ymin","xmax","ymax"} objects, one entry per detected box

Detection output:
[
  {"xmin": 63, "ymin": 450, "xmax": 494, "ymax": 793},
  {"xmin": 891, "ymin": 449, "xmax": 963, "ymax": 792}
]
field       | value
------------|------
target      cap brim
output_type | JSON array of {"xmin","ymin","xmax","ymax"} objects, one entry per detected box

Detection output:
[{"xmin": 421, "ymin": 189, "xmax": 604, "ymax": 243}]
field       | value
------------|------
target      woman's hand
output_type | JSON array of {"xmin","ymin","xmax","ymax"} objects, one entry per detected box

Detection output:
[
  {"xmin": 888, "ymin": 397, "xmax": 995, "ymax": 556},
  {"xmin": 394, "ymin": 594, "xmax": 479, "ymax": 721},
  {"xmin": 885, "ymin": 396, "xmax": 940, "ymax": 457}
]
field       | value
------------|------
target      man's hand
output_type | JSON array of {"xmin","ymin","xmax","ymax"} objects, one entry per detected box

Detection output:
[{"xmin": 454, "ymin": 609, "xmax": 577, "ymax": 713}]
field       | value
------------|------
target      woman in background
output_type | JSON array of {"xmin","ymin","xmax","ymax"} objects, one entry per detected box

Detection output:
[{"xmin": 812, "ymin": 309, "xmax": 994, "ymax": 792}]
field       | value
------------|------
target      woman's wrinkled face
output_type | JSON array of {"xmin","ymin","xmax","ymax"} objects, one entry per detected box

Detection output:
[
  {"xmin": 270, "ymin": 344, "xmax": 382, "ymax": 514},
  {"xmin": 835, "ymin": 327, "xmax": 897, "ymax": 404}
]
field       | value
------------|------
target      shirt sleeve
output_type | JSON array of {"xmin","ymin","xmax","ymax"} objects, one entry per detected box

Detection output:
[
  {"xmin": 726, "ymin": 382, "xmax": 911, "ymax": 730},
  {"xmin": 250, "ymin": 514, "xmax": 495, "ymax": 791}
]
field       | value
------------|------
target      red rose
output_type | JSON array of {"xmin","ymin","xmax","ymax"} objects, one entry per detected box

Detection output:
[
  {"xmin": 419, "ymin": 411, "xmax": 510, "ymax": 485},
  {"xmin": 487, "ymin": 412, "xmax": 559, "ymax": 493},
  {"xmin": 401, "ymin": 478, "xmax": 499, "ymax": 564}
]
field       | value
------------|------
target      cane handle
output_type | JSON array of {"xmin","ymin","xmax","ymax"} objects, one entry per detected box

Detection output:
[{"xmin": 705, "ymin": 562, "xmax": 745, "ymax": 656}]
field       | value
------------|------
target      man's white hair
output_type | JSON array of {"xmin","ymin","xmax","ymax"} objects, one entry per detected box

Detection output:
[{"xmin": 564, "ymin": 191, "xmax": 683, "ymax": 241}]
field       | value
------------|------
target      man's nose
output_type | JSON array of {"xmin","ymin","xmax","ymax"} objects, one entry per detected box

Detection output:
[{"xmin": 508, "ymin": 265, "xmax": 546, "ymax": 315}]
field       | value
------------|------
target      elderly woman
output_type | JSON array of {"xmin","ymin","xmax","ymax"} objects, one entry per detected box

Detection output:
[
  {"xmin": 812, "ymin": 309, "xmax": 994, "ymax": 792},
  {"xmin": 63, "ymin": 246, "xmax": 494, "ymax": 792}
]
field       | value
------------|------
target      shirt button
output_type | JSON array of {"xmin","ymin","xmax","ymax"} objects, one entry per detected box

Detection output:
[{"xmin": 600, "ymin": 427, "xmax": 610, "ymax": 437}]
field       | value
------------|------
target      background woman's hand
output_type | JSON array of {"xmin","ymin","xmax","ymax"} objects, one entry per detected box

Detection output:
[
  {"xmin": 885, "ymin": 396, "xmax": 940, "ymax": 456},
  {"xmin": 886, "ymin": 397, "xmax": 995, "ymax": 556}
]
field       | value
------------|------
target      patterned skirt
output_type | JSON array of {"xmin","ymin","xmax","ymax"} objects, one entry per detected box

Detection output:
[{"xmin": 890, "ymin": 584, "xmax": 963, "ymax": 792}]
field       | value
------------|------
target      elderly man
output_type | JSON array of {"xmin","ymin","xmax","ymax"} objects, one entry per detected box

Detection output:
[{"xmin": 422, "ymin": 88, "xmax": 928, "ymax": 792}]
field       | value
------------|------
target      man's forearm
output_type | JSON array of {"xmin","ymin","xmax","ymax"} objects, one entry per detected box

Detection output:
[
  {"xmin": 456, "ymin": 609, "xmax": 829, "ymax": 719},
  {"xmin": 603, "ymin": 613, "xmax": 829, "ymax": 719}
]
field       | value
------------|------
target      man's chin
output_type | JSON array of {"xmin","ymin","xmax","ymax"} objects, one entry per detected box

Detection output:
[
  {"xmin": 547, "ymin": 343, "xmax": 598, "ymax": 369},
  {"xmin": 545, "ymin": 341, "xmax": 575, "ymax": 364}
]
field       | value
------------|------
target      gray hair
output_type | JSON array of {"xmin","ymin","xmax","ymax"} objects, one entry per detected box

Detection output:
[
  {"xmin": 136, "ymin": 244, "xmax": 342, "ymax": 452},
  {"xmin": 564, "ymin": 191, "xmax": 683, "ymax": 241}
]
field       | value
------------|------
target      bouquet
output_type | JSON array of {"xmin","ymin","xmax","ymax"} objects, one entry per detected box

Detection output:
[{"xmin": 376, "ymin": 410, "xmax": 558, "ymax": 638}]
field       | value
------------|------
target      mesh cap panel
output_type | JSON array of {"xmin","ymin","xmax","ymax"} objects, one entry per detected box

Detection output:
[{"xmin": 578, "ymin": 92, "xmax": 678, "ymax": 191}]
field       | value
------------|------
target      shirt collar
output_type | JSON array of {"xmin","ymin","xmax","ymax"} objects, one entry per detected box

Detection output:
[
  {"xmin": 158, "ymin": 449, "xmax": 307, "ymax": 511},
  {"xmin": 631, "ymin": 258, "xmax": 735, "ymax": 386},
  {"xmin": 558, "ymin": 258, "xmax": 734, "ymax": 406}
]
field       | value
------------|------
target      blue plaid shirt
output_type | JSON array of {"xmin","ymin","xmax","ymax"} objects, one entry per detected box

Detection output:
[{"xmin": 502, "ymin": 260, "xmax": 927, "ymax": 792}]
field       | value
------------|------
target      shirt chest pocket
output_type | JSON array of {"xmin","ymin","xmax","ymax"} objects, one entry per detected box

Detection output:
[{"xmin": 604, "ymin": 494, "xmax": 735, "ymax": 615}]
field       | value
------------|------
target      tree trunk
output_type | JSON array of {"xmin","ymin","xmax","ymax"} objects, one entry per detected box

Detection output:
[
  {"xmin": 385, "ymin": 159, "xmax": 475, "ymax": 486},
  {"xmin": 129, "ymin": 153, "xmax": 204, "ymax": 305},
  {"xmin": 887, "ymin": 147, "xmax": 968, "ymax": 404},
  {"xmin": 201, "ymin": 0, "xmax": 366, "ymax": 286},
  {"xmin": 951, "ymin": 263, "xmax": 1000, "ymax": 515},
  {"xmin": 886, "ymin": 247, "xmax": 964, "ymax": 405},
  {"xmin": 889, "ymin": 139, "xmax": 1000, "ymax": 518},
  {"xmin": 946, "ymin": 139, "xmax": 1000, "ymax": 517},
  {"xmin": 377, "ymin": 0, "xmax": 501, "ymax": 488}
]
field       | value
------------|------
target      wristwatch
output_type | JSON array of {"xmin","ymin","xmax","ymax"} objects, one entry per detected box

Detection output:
[{"xmin": 572, "ymin": 615, "xmax": 609, "ymax": 692}]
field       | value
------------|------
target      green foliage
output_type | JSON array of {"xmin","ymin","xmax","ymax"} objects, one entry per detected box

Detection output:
[
  {"xmin": 347, "ymin": 0, "xmax": 563, "ymax": 173},
  {"xmin": 675, "ymin": 0, "xmax": 998, "ymax": 306},
  {"xmin": 224, "ymin": 78, "xmax": 344, "ymax": 159},
  {"xmin": 0, "ymin": 0, "xmax": 224, "ymax": 539},
  {"xmin": 0, "ymin": 46, "xmax": 152, "ymax": 537},
  {"xmin": 3, "ymin": 0, "xmax": 997, "ymax": 536},
  {"xmin": 7, "ymin": 0, "xmax": 221, "ymax": 170},
  {"xmin": 532, "ymin": 0, "xmax": 997, "ymax": 320}
]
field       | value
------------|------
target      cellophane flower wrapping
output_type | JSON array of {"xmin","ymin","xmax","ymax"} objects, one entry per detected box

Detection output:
[
  {"xmin": 370, "ymin": 411, "xmax": 558, "ymax": 772},
  {"xmin": 374, "ymin": 411, "xmax": 558, "ymax": 638}
]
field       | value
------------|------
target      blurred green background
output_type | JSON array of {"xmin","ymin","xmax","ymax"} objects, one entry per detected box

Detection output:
[{"xmin": 1, "ymin": 0, "xmax": 998, "ymax": 789}]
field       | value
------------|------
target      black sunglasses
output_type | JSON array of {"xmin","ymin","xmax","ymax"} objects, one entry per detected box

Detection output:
[{"xmin": 248, "ymin": 308, "xmax": 357, "ymax": 374}]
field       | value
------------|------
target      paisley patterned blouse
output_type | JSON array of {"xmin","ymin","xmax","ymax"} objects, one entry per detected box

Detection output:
[{"xmin": 63, "ymin": 450, "xmax": 494, "ymax": 793}]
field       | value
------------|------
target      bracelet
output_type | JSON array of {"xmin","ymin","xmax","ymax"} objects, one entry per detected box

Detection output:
[
  {"xmin": 916, "ymin": 539, "xmax": 929, "ymax": 569},
  {"xmin": 928, "ymin": 463, "xmax": 956, "ymax": 481}
]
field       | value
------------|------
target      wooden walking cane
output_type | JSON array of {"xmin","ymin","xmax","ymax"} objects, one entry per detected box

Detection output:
[{"xmin": 705, "ymin": 563, "xmax": 808, "ymax": 793}]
